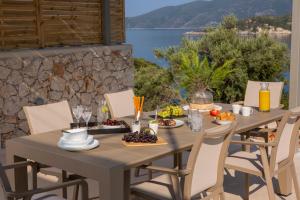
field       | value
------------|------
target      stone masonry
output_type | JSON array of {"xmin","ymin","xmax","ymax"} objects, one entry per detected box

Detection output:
[{"xmin": 0, "ymin": 44, "xmax": 133, "ymax": 147}]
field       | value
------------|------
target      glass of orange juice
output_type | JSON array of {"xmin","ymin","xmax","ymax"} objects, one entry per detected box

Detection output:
[{"xmin": 259, "ymin": 83, "xmax": 270, "ymax": 112}]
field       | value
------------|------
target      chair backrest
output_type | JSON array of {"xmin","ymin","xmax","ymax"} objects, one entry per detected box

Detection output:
[
  {"xmin": 183, "ymin": 122, "xmax": 237, "ymax": 199},
  {"xmin": 104, "ymin": 89, "xmax": 135, "ymax": 119},
  {"xmin": 270, "ymin": 107, "xmax": 300, "ymax": 170},
  {"xmin": 244, "ymin": 80, "xmax": 283, "ymax": 109},
  {"xmin": 23, "ymin": 100, "xmax": 73, "ymax": 135}
]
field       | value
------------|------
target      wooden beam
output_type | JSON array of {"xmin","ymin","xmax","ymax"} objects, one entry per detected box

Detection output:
[
  {"xmin": 289, "ymin": 0, "xmax": 300, "ymax": 108},
  {"xmin": 103, "ymin": 0, "xmax": 111, "ymax": 45}
]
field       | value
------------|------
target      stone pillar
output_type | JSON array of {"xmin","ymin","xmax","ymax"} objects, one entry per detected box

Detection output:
[{"xmin": 0, "ymin": 44, "xmax": 133, "ymax": 147}]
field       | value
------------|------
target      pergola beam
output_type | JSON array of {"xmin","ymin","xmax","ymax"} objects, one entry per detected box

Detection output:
[
  {"xmin": 289, "ymin": 0, "xmax": 300, "ymax": 108},
  {"xmin": 103, "ymin": 0, "xmax": 111, "ymax": 45}
]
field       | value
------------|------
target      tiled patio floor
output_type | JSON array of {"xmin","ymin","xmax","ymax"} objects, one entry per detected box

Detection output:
[{"xmin": 1, "ymin": 148, "xmax": 300, "ymax": 199}]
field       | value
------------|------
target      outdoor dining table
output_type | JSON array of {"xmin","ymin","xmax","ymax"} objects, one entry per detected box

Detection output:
[{"xmin": 6, "ymin": 104, "xmax": 291, "ymax": 200}]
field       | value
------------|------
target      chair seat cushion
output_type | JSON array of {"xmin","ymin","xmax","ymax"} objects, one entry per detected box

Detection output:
[
  {"xmin": 131, "ymin": 174, "xmax": 176, "ymax": 200},
  {"xmin": 225, "ymin": 151, "xmax": 264, "ymax": 176},
  {"xmin": 33, "ymin": 194, "xmax": 65, "ymax": 200}
]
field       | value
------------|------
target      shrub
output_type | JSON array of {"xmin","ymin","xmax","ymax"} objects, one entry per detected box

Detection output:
[
  {"xmin": 134, "ymin": 58, "xmax": 180, "ymax": 111},
  {"xmin": 154, "ymin": 15, "xmax": 289, "ymax": 103}
]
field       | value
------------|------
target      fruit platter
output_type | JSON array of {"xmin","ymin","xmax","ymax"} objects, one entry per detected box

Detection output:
[
  {"xmin": 84, "ymin": 120, "xmax": 131, "ymax": 135},
  {"xmin": 158, "ymin": 119, "xmax": 184, "ymax": 129},
  {"xmin": 122, "ymin": 128, "xmax": 168, "ymax": 147},
  {"xmin": 101, "ymin": 119, "xmax": 123, "ymax": 129},
  {"xmin": 157, "ymin": 105, "xmax": 185, "ymax": 118},
  {"xmin": 215, "ymin": 112, "xmax": 236, "ymax": 125}
]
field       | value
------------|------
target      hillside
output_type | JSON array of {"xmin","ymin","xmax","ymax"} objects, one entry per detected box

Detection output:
[
  {"xmin": 238, "ymin": 15, "xmax": 292, "ymax": 31},
  {"xmin": 126, "ymin": 0, "xmax": 292, "ymax": 28}
]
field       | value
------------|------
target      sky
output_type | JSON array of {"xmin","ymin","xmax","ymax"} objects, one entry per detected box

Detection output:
[{"xmin": 125, "ymin": 0, "xmax": 196, "ymax": 17}]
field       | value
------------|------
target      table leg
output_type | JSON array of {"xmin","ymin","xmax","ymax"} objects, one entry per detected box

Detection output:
[
  {"xmin": 124, "ymin": 170, "xmax": 131, "ymax": 200},
  {"xmin": 174, "ymin": 152, "xmax": 183, "ymax": 169},
  {"xmin": 12, "ymin": 155, "xmax": 28, "ymax": 192},
  {"xmin": 6, "ymin": 144, "xmax": 28, "ymax": 193},
  {"xmin": 99, "ymin": 169, "xmax": 125, "ymax": 200},
  {"xmin": 277, "ymin": 168, "xmax": 292, "ymax": 196}
]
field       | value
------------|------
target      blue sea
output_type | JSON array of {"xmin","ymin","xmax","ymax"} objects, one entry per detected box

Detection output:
[{"xmin": 126, "ymin": 28, "xmax": 291, "ymax": 66}]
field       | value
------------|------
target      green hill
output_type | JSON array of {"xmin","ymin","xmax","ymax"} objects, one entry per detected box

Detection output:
[
  {"xmin": 126, "ymin": 0, "xmax": 292, "ymax": 28},
  {"xmin": 238, "ymin": 15, "xmax": 292, "ymax": 31}
]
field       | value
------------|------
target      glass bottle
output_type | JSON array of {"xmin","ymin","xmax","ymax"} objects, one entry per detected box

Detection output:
[{"xmin": 259, "ymin": 83, "xmax": 270, "ymax": 112}]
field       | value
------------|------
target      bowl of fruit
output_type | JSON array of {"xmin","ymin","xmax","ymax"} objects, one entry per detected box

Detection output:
[
  {"xmin": 157, "ymin": 105, "xmax": 185, "ymax": 119},
  {"xmin": 215, "ymin": 112, "xmax": 236, "ymax": 125}
]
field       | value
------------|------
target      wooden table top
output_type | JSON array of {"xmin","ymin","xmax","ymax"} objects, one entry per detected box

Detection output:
[{"xmin": 6, "ymin": 104, "xmax": 286, "ymax": 176}]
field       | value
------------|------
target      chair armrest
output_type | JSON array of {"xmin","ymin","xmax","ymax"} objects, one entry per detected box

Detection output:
[
  {"xmin": 233, "ymin": 101, "xmax": 244, "ymax": 105},
  {"xmin": 249, "ymin": 128, "xmax": 276, "ymax": 134},
  {"xmin": 230, "ymin": 140, "xmax": 277, "ymax": 147},
  {"xmin": 3, "ymin": 161, "xmax": 36, "ymax": 170},
  {"xmin": 7, "ymin": 179, "xmax": 87, "ymax": 199},
  {"xmin": 140, "ymin": 165, "xmax": 190, "ymax": 177}
]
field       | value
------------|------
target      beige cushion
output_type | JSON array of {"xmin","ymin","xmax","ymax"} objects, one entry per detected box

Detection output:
[
  {"xmin": 131, "ymin": 174, "xmax": 177, "ymax": 200},
  {"xmin": 104, "ymin": 89, "xmax": 135, "ymax": 118},
  {"xmin": 33, "ymin": 194, "xmax": 65, "ymax": 200},
  {"xmin": 23, "ymin": 100, "xmax": 73, "ymax": 135},
  {"xmin": 244, "ymin": 81, "xmax": 283, "ymax": 109},
  {"xmin": 226, "ymin": 151, "xmax": 263, "ymax": 176},
  {"xmin": 190, "ymin": 137, "xmax": 224, "ymax": 196}
]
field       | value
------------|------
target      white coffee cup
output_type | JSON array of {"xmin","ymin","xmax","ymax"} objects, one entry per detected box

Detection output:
[
  {"xmin": 149, "ymin": 121, "xmax": 159, "ymax": 135},
  {"xmin": 242, "ymin": 106, "xmax": 253, "ymax": 117},
  {"xmin": 232, "ymin": 104, "xmax": 242, "ymax": 114},
  {"xmin": 63, "ymin": 128, "xmax": 88, "ymax": 142}
]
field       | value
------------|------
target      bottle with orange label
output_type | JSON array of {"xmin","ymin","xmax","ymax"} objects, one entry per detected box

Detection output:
[{"xmin": 259, "ymin": 82, "xmax": 270, "ymax": 112}]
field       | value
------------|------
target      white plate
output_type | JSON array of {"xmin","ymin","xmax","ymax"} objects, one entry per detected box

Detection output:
[
  {"xmin": 58, "ymin": 139, "xmax": 99, "ymax": 152},
  {"xmin": 101, "ymin": 125, "xmax": 123, "ymax": 129},
  {"xmin": 199, "ymin": 105, "xmax": 223, "ymax": 112},
  {"xmin": 60, "ymin": 135, "xmax": 93, "ymax": 147},
  {"xmin": 183, "ymin": 104, "xmax": 223, "ymax": 112},
  {"xmin": 215, "ymin": 119, "xmax": 233, "ymax": 125},
  {"xmin": 159, "ymin": 119, "xmax": 185, "ymax": 129}
]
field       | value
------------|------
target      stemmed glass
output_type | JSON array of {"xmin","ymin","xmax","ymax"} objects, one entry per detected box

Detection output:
[
  {"xmin": 72, "ymin": 105, "xmax": 84, "ymax": 127},
  {"xmin": 82, "ymin": 108, "xmax": 92, "ymax": 128}
]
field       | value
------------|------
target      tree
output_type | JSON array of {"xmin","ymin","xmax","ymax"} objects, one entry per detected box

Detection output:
[
  {"xmin": 134, "ymin": 58, "xmax": 180, "ymax": 111},
  {"xmin": 154, "ymin": 15, "xmax": 289, "ymax": 103},
  {"xmin": 221, "ymin": 14, "xmax": 238, "ymax": 30}
]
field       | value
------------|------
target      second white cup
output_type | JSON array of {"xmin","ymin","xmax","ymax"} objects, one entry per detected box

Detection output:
[
  {"xmin": 232, "ymin": 104, "xmax": 242, "ymax": 114},
  {"xmin": 242, "ymin": 106, "xmax": 253, "ymax": 117}
]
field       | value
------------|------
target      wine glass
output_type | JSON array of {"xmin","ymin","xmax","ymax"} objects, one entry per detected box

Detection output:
[
  {"xmin": 72, "ymin": 105, "xmax": 83, "ymax": 127},
  {"xmin": 82, "ymin": 108, "xmax": 92, "ymax": 128}
]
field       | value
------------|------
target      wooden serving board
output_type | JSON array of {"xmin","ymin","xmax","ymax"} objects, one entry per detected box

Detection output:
[{"xmin": 122, "ymin": 137, "xmax": 168, "ymax": 147}]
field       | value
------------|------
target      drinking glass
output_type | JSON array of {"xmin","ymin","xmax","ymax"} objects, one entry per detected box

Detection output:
[
  {"xmin": 72, "ymin": 105, "xmax": 84, "ymax": 127},
  {"xmin": 97, "ymin": 100, "xmax": 108, "ymax": 124},
  {"xmin": 82, "ymin": 108, "xmax": 92, "ymax": 128},
  {"xmin": 190, "ymin": 109, "xmax": 203, "ymax": 132}
]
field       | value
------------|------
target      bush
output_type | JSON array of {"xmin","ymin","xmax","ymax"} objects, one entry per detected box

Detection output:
[
  {"xmin": 134, "ymin": 58, "xmax": 180, "ymax": 111},
  {"xmin": 154, "ymin": 15, "xmax": 289, "ymax": 103}
]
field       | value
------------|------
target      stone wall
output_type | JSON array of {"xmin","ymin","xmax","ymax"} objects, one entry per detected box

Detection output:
[{"xmin": 0, "ymin": 45, "xmax": 133, "ymax": 148}]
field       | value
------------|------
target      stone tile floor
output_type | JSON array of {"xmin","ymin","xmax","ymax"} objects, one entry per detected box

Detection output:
[{"xmin": 1, "ymin": 148, "xmax": 300, "ymax": 199}]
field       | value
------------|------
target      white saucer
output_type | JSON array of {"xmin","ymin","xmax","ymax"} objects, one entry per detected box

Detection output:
[
  {"xmin": 159, "ymin": 119, "xmax": 185, "ymax": 129},
  {"xmin": 60, "ymin": 135, "xmax": 93, "ymax": 147},
  {"xmin": 215, "ymin": 119, "xmax": 233, "ymax": 125},
  {"xmin": 58, "ymin": 139, "xmax": 99, "ymax": 151}
]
